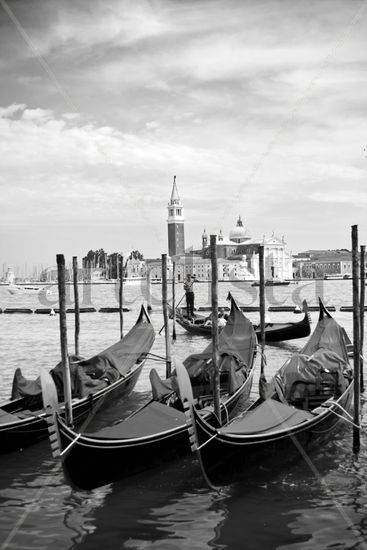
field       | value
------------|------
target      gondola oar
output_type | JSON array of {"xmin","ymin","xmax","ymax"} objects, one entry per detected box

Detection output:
[{"xmin": 158, "ymin": 292, "xmax": 186, "ymax": 335}]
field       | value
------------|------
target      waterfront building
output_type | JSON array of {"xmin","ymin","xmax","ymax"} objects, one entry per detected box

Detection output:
[
  {"xmin": 200, "ymin": 217, "xmax": 293, "ymax": 281},
  {"xmin": 125, "ymin": 254, "xmax": 146, "ymax": 278},
  {"xmin": 292, "ymin": 250, "xmax": 364, "ymax": 278}
]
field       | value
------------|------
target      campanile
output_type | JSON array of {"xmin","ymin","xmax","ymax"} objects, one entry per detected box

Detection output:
[{"xmin": 167, "ymin": 176, "xmax": 185, "ymax": 256}]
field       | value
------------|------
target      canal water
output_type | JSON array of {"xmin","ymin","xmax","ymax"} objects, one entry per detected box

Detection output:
[{"xmin": 0, "ymin": 280, "xmax": 366, "ymax": 550}]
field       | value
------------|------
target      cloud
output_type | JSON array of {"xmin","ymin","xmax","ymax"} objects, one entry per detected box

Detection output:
[
  {"xmin": 0, "ymin": 103, "xmax": 27, "ymax": 118},
  {"xmin": 0, "ymin": 0, "xmax": 366, "ymax": 263}
]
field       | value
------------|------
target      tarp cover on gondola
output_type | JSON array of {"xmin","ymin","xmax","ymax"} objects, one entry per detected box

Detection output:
[
  {"xmin": 259, "ymin": 315, "xmax": 351, "ymax": 401},
  {"xmin": 183, "ymin": 308, "xmax": 257, "ymax": 383},
  {"xmin": 11, "ymin": 313, "xmax": 155, "ymax": 400}
]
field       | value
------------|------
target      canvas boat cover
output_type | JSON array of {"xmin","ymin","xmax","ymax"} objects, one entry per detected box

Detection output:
[
  {"xmin": 183, "ymin": 308, "xmax": 257, "ymax": 384},
  {"xmin": 87, "ymin": 401, "xmax": 186, "ymax": 439},
  {"xmin": 220, "ymin": 399, "xmax": 313, "ymax": 435},
  {"xmin": 11, "ymin": 314, "xmax": 155, "ymax": 400},
  {"xmin": 260, "ymin": 315, "xmax": 351, "ymax": 401}
]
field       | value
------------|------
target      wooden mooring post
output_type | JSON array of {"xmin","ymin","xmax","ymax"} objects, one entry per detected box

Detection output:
[
  {"xmin": 72, "ymin": 256, "xmax": 80, "ymax": 356},
  {"xmin": 259, "ymin": 245, "xmax": 266, "ymax": 383},
  {"xmin": 56, "ymin": 254, "xmax": 73, "ymax": 427},
  {"xmin": 360, "ymin": 244, "xmax": 365, "ymax": 393},
  {"xmin": 352, "ymin": 225, "xmax": 360, "ymax": 452},
  {"xmin": 210, "ymin": 234, "xmax": 221, "ymax": 425},
  {"xmin": 119, "ymin": 255, "xmax": 124, "ymax": 339},
  {"xmin": 146, "ymin": 267, "xmax": 152, "ymax": 312},
  {"xmin": 162, "ymin": 254, "xmax": 172, "ymax": 378}
]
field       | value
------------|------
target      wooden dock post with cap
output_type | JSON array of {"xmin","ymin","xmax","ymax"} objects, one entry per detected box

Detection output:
[
  {"xmin": 72, "ymin": 256, "xmax": 80, "ymax": 357},
  {"xmin": 352, "ymin": 225, "xmax": 360, "ymax": 452},
  {"xmin": 56, "ymin": 254, "xmax": 73, "ymax": 427},
  {"xmin": 162, "ymin": 254, "xmax": 172, "ymax": 378},
  {"xmin": 210, "ymin": 234, "xmax": 221, "ymax": 425}
]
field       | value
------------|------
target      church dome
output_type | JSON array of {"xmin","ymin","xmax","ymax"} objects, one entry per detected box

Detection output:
[{"xmin": 229, "ymin": 216, "xmax": 250, "ymax": 243}]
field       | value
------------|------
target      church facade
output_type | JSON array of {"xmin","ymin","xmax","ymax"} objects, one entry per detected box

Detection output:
[{"xmin": 148, "ymin": 179, "xmax": 294, "ymax": 281}]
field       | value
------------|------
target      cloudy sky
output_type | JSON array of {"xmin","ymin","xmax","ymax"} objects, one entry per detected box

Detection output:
[{"xmin": 0, "ymin": 0, "xmax": 366, "ymax": 269}]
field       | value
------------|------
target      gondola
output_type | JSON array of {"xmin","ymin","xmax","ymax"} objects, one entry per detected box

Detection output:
[
  {"xmin": 43, "ymin": 297, "xmax": 258, "ymax": 490},
  {"xmin": 177, "ymin": 299, "xmax": 354, "ymax": 485},
  {"xmin": 174, "ymin": 300, "xmax": 311, "ymax": 343},
  {"xmin": 0, "ymin": 305, "xmax": 155, "ymax": 454}
]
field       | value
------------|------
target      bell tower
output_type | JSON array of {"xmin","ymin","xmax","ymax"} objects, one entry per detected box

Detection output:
[{"xmin": 167, "ymin": 176, "xmax": 185, "ymax": 257}]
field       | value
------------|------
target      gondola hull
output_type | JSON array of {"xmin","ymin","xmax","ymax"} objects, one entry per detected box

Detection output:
[
  {"xmin": 0, "ymin": 305, "xmax": 155, "ymax": 454},
  {"xmin": 54, "ymin": 368, "xmax": 254, "ymax": 490},
  {"xmin": 47, "ymin": 298, "xmax": 258, "ymax": 490},
  {"xmin": 191, "ymin": 382, "xmax": 353, "ymax": 484},
  {"xmin": 178, "ymin": 298, "xmax": 354, "ymax": 485},
  {"xmin": 175, "ymin": 311, "xmax": 311, "ymax": 343},
  {"xmin": 0, "ymin": 364, "xmax": 145, "ymax": 454}
]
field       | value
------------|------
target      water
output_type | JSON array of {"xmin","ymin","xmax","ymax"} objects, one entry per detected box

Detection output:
[{"xmin": 0, "ymin": 280, "xmax": 366, "ymax": 549}]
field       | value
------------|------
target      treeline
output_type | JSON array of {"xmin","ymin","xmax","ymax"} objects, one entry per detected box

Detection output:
[{"xmin": 82, "ymin": 249, "xmax": 144, "ymax": 279}]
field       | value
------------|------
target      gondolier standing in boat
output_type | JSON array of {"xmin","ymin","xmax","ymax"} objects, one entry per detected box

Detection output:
[{"xmin": 184, "ymin": 274, "xmax": 195, "ymax": 319}]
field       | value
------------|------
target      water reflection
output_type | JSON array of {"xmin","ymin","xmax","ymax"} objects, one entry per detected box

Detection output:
[{"xmin": 69, "ymin": 457, "xmax": 230, "ymax": 550}]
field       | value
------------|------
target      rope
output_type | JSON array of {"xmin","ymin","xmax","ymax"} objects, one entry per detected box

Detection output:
[
  {"xmin": 197, "ymin": 432, "xmax": 218, "ymax": 451},
  {"xmin": 327, "ymin": 408, "xmax": 361, "ymax": 430},
  {"xmin": 146, "ymin": 352, "xmax": 167, "ymax": 361},
  {"xmin": 318, "ymin": 400, "xmax": 361, "ymax": 429},
  {"xmin": 222, "ymin": 401, "xmax": 229, "ymax": 425},
  {"xmin": 60, "ymin": 433, "xmax": 81, "ymax": 457}
]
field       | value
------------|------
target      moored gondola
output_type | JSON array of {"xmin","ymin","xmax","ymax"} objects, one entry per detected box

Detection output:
[
  {"xmin": 178, "ymin": 299, "xmax": 354, "ymax": 485},
  {"xmin": 43, "ymin": 296, "xmax": 258, "ymax": 490},
  {"xmin": 0, "ymin": 305, "xmax": 155, "ymax": 454},
  {"xmin": 174, "ymin": 300, "xmax": 311, "ymax": 343}
]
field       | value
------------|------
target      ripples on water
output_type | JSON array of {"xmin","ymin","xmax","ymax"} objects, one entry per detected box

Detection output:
[{"xmin": 0, "ymin": 281, "xmax": 367, "ymax": 549}]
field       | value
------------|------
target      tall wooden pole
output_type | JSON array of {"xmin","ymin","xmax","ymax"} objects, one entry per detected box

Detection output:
[
  {"xmin": 210, "ymin": 235, "xmax": 221, "ymax": 425},
  {"xmin": 56, "ymin": 254, "xmax": 73, "ymax": 427},
  {"xmin": 162, "ymin": 254, "xmax": 172, "ymax": 378},
  {"xmin": 259, "ymin": 246, "xmax": 266, "ymax": 380},
  {"xmin": 119, "ymin": 255, "xmax": 124, "ymax": 339},
  {"xmin": 360, "ymin": 245, "xmax": 365, "ymax": 393},
  {"xmin": 146, "ymin": 267, "xmax": 152, "ymax": 312},
  {"xmin": 352, "ymin": 225, "xmax": 360, "ymax": 452},
  {"xmin": 72, "ymin": 256, "xmax": 80, "ymax": 357},
  {"xmin": 172, "ymin": 261, "xmax": 177, "ymax": 341}
]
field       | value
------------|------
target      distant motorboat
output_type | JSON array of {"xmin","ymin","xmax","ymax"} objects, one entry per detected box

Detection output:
[
  {"xmin": 251, "ymin": 280, "xmax": 290, "ymax": 287},
  {"xmin": 7, "ymin": 284, "xmax": 50, "ymax": 295},
  {"xmin": 324, "ymin": 274, "xmax": 351, "ymax": 280},
  {"xmin": 122, "ymin": 276, "xmax": 146, "ymax": 286}
]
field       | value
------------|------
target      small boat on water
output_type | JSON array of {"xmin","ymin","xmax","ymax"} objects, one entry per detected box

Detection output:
[
  {"xmin": 0, "ymin": 305, "xmax": 155, "ymax": 454},
  {"xmin": 123, "ymin": 276, "xmax": 146, "ymax": 286},
  {"xmin": 324, "ymin": 274, "xmax": 351, "ymax": 280},
  {"xmin": 7, "ymin": 283, "xmax": 51, "ymax": 295},
  {"xmin": 173, "ymin": 300, "xmax": 311, "ymax": 343},
  {"xmin": 178, "ymin": 299, "xmax": 354, "ymax": 485},
  {"xmin": 252, "ymin": 280, "xmax": 290, "ymax": 287},
  {"xmin": 43, "ymin": 296, "xmax": 257, "ymax": 490}
]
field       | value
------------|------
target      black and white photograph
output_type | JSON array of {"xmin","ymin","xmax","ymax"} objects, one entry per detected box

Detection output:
[{"xmin": 0, "ymin": 1, "xmax": 366, "ymax": 548}]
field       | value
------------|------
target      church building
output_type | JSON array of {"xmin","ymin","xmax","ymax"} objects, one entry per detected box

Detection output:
[{"xmin": 148, "ymin": 179, "xmax": 293, "ymax": 282}]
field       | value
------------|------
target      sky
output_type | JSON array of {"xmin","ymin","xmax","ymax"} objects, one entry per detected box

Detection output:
[{"xmin": 0, "ymin": 0, "xmax": 366, "ymax": 271}]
